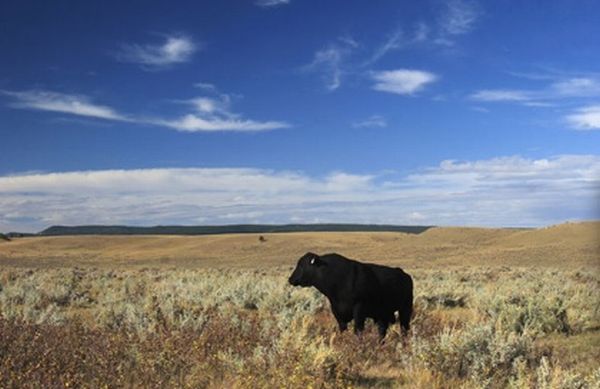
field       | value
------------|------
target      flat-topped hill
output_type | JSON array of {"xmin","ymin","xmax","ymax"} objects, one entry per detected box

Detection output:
[{"xmin": 38, "ymin": 224, "xmax": 433, "ymax": 236}]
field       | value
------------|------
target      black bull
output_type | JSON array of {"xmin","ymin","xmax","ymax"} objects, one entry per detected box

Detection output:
[{"xmin": 288, "ymin": 252, "xmax": 413, "ymax": 338}]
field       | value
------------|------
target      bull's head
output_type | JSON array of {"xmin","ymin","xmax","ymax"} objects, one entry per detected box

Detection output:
[{"xmin": 288, "ymin": 252, "xmax": 325, "ymax": 287}]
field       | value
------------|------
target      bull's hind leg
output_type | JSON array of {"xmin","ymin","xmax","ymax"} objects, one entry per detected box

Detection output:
[
  {"xmin": 399, "ymin": 301, "xmax": 413, "ymax": 335},
  {"xmin": 399, "ymin": 311, "xmax": 410, "ymax": 335},
  {"xmin": 377, "ymin": 320, "xmax": 389, "ymax": 340},
  {"xmin": 337, "ymin": 320, "xmax": 348, "ymax": 332}
]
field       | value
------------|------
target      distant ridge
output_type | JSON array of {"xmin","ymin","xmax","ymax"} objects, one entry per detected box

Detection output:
[{"xmin": 39, "ymin": 224, "xmax": 433, "ymax": 236}]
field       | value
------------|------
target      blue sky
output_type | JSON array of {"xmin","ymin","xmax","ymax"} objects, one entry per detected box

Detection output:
[{"xmin": 1, "ymin": 0, "xmax": 599, "ymax": 232}]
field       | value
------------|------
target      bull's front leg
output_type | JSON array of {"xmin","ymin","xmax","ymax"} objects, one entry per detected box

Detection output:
[
  {"xmin": 330, "ymin": 303, "xmax": 349, "ymax": 332},
  {"xmin": 333, "ymin": 310, "xmax": 348, "ymax": 332},
  {"xmin": 352, "ymin": 304, "xmax": 366, "ymax": 335}
]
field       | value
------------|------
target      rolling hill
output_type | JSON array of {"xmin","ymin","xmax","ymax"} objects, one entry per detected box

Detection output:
[{"xmin": 1, "ymin": 221, "xmax": 597, "ymax": 269}]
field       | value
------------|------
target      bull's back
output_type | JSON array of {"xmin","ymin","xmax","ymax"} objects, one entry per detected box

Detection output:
[
  {"xmin": 322, "ymin": 254, "xmax": 412, "ymax": 305},
  {"xmin": 368, "ymin": 264, "xmax": 413, "ymax": 307}
]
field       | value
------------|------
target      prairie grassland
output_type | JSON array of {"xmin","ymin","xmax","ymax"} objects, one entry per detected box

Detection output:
[
  {"xmin": 0, "ymin": 222, "xmax": 598, "ymax": 388},
  {"xmin": 0, "ymin": 222, "xmax": 598, "ymax": 269}
]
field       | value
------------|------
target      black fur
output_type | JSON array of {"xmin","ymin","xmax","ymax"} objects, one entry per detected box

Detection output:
[{"xmin": 288, "ymin": 252, "xmax": 413, "ymax": 338}]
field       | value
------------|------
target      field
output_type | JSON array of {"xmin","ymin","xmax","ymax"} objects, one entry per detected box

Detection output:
[{"xmin": 0, "ymin": 222, "xmax": 598, "ymax": 388}]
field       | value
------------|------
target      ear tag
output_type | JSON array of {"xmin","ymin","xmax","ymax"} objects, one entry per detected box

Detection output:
[{"xmin": 310, "ymin": 257, "xmax": 316, "ymax": 265}]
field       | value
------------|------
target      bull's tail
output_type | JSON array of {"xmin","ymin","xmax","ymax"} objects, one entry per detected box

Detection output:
[{"xmin": 399, "ymin": 274, "xmax": 413, "ymax": 334}]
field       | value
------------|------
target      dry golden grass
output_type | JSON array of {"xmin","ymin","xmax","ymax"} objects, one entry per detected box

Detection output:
[
  {"xmin": 0, "ymin": 221, "xmax": 598, "ymax": 387},
  {"xmin": 1, "ymin": 221, "xmax": 598, "ymax": 269}
]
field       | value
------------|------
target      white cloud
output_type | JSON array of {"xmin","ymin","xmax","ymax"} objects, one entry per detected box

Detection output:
[
  {"xmin": 188, "ymin": 96, "xmax": 232, "ymax": 116},
  {"xmin": 323, "ymin": 172, "xmax": 374, "ymax": 192},
  {"xmin": 255, "ymin": 0, "xmax": 290, "ymax": 7},
  {"xmin": 116, "ymin": 34, "xmax": 197, "ymax": 68},
  {"xmin": 1, "ymin": 155, "xmax": 598, "ymax": 232},
  {"xmin": 469, "ymin": 77, "xmax": 600, "ymax": 107},
  {"xmin": 566, "ymin": 105, "xmax": 600, "ymax": 130},
  {"xmin": 550, "ymin": 78, "xmax": 600, "ymax": 97},
  {"xmin": 371, "ymin": 69, "xmax": 438, "ymax": 95},
  {"xmin": 469, "ymin": 89, "xmax": 531, "ymax": 102},
  {"xmin": 352, "ymin": 115, "xmax": 387, "ymax": 128},
  {"xmin": 0, "ymin": 90, "xmax": 127, "ymax": 121},
  {"xmin": 407, "ymin": 211, "xmax": 426, "ymax": 222},
  {"xmin": 158, "ymin": 114, "xmax": 289, "ymax": 132},
  {"xmin": 1, "ymin": 88, "xmax": 290, "ymax": 132},
  {"xmin": 159, "ymin": 93, "xmax": 290, "ymax": 132},
  {"xmin": 521, "ymin": 101, "xmax": 556, "ymax": 107}
]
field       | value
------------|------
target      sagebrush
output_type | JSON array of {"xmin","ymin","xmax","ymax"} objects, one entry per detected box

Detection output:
[{"xmin": 0, "ymin": 266, "xmax": 598, "ymax": 388}]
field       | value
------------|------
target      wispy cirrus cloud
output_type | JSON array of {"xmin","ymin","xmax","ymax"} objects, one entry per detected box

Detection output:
[
  {"xmin": 365, "ymin": 1, "xmax": 480, "ymax": 65},
  {"xmin": 255, "ymin": 0, "xmax": 290, "ymax": 7},
  {"xmin": 1, "ymin": 155, "xmax": 597, "ymax": 232},
  {"xmin": 470, "ymin": 77, "xmax": 600, "ymax": 104},
  {"xmin": 371, "ymin": 69, "xmax": 438, "ymax": 95},
  {"xmin": 363, "ymin": 21, "xmax": 432, "ymax": 65},
  {"xmin": 366, "ymin": 29, "xmax": 406, "ymax": 66},
  {"xmin": 470, "ymin": 75, "xmax": 600, "ymax": 129},
  {"xmin": 352, "ymin": 115, "xmax": 387, "ymax": 128},
  {"xmin": 0, "ymin": 90, "xmax": 128, "ymax": 121},
  {"xmin": 566, "ymin": 105, "xmax": 600, "ymax": 130},
  {"xmin": 304, "ymin": 0, "xmax": 480, "ymax": 91},
  {"xmin": 1, "ymin": 88, "xmax": 289, "ymax": 132},
  {"xmin": 194, "ymin": 82, "xmax": 217, "ymax": 92},
  {"xmin": 303, "ymin": 37, "xmax": 358, "ymax": 91},
  {"xmin": 435, "ymin": 0, "xmax": 481, "ymax": 46},
  {"xmin": 469, "ymin": 89, "xmax": 531, "ymax": 102},
  {"xmin": 414, "ymin": 22, "xmax": 430, "ymax": 43},
  {"xmin": 115, "ymin": 34, "xmax": 198, "ymax": 69},
  {"xmin": 304, "ymin": 4, "xmax": 478, "ymax": 91}
]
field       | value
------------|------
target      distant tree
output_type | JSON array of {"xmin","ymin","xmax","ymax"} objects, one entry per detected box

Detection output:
[{"xmin": 0, "ymin": 233, "xmax": 10, "ymax": 241}]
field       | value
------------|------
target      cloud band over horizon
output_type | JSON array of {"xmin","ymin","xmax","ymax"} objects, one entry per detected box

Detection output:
[{"xmin": 1, "ymin": 154, "xmax": 598, "ymax": 232}]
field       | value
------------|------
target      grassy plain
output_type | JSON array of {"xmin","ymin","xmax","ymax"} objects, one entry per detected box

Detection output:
[{"xmin": 0, "ymin": 222, "xmax": 598, "ymax": 387}]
